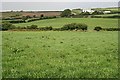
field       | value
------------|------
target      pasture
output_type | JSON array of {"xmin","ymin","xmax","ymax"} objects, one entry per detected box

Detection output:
[
  {"xmin": 14, "ymin": 18, "xmax": 118, "ymax": 29},
  {"xmin": 2, "ymin": 31, "xmax": 118, "ymax": 78},
  {"xmin": 94, "ymin": 14, "xmax": 118, "ymax": 16}
]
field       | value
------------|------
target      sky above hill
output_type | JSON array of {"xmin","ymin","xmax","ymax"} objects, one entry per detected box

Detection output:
[
  {"xmin": 1, "ymin": 2, "xmax": 119, "ymax": 11},
  {"xmin": 1, "ymin": 0, "xmax": 120, "ymax": 2}
]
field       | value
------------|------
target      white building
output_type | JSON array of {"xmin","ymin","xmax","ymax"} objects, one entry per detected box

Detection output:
[
  {"xmin": 103, "ymin": 11, "xmax": 111, "ymax": 14},
  {"xmin": 82, "ymin": 9, "xmax": 95, "ymax": 14}
]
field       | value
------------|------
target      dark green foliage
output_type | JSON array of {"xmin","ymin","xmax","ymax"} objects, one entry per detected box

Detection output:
[
  {"xmin": 94, "ymin": 26, "xmax": 120, "ymax": 31},
  {"xmin": 40, "ymin": 14, "xmax": 44, "ymax": 17},
  {"xmin": 22, "ymin": 16, "xmax": 28, "ymax": 21},
  {"xmin": 53, "ymin": 28, "xmax": 61, "ymax": 31},
  {"xmin": 60, "ymin": 9, "xmax": 71, "ymax": 17},
  {"xmin": 26, "ymin": 25, "xmax": 38, "ymax": 29},
  {"xmin": 39, "ymin": 26, "xmax": 53, "ymax": 31},
  {"xmin": 94, "ymin": 26, "xmax": 102, "ymax": 31},
  {"xmin": 61, "ymin": 23, "xmax": 88, "ymax": 31},
  {"xmin": 102, "ymin": 28, "xmax": 120, "ymax": 31},
  {"xmin": 1, "ymin": 22, "xmax": 16, "ymax": 31},
  {"xmin": 26, "ymin": 16, "xmax": 57, "ymax": 22},
  {"xmin": 8, "ymin": 20, "xmax": 25, "ymax": 23}
]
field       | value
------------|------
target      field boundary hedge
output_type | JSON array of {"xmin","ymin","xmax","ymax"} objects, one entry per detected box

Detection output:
[
  {"xmin": 1, "ymin": 22, "xmax": 120, "ymax": 31},
  {"xmin": 94, "ymin": 26, "xmax": 120, "ymax": 31},
  {"xmin": 2, "ymin": 16, "xmax": 57, "ymax": 23}
]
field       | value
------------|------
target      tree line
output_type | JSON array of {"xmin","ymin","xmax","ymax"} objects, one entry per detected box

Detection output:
[
  {"xmin": 0, "ymin": 22, "xmax": 87, "ymax": 31},
  {"xmin": 1, "ymin": 22, "xmax": 120, "ymax": 31},
  {"xmin": 3, "ymin": 15, "xmax": 57, "ymax": 23}
]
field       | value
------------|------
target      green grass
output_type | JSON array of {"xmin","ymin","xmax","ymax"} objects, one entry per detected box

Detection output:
[
  {"xmin": 92, "ymin": 7, "xmax": 119, "ymax": 12},
  {"xmin": 95, "ymin": 14, "xmax": 118, "ymax": 16},
  {"xmin": 13, "ymin": 18, "xmax": 118, "ymax": 29},
  {"xmin": 2, "ymin": 31, "xmax": 118, "ymax": 78}
]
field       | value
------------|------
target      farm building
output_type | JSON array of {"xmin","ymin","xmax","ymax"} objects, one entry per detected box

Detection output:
[
  {"xmin": 82, "ymin": 9, "xmax": 95, "ymax": 14},
  {"xmin": 103, "ymin": 11, "xmax": 111, "ymax": 14}
]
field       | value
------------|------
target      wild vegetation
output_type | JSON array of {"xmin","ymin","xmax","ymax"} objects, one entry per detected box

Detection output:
[
  {"xmin": 2, "ymin": 31, "xmax": 118, "ymax": 78},
  {"xmin": 1, "ymin": 7, "xmax": 119, "ymax": 78}
]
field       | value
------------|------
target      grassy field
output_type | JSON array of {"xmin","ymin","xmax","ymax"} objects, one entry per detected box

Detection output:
[
  {"xmin": 92, "ymin": 7, "xmax": 119, "ymax": 12},
  {"xmin": 2, "ymin": 31, "xmax": 118, "ymax": 78},
  {"xmin": 95, "ymin": 14, "xmax": 118, "ymax": 16},
  {"xmin": 13, "ymin": 18, "xmax": 118, "ymax": 29}
]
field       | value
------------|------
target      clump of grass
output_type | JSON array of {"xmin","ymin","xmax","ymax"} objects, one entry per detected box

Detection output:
[
  {"xmin": 48, "ymin": 45, "xmax": 51, "ymax": 47},
  {"xmin": 43, "ymin": 45, "xmax": 46, "ymax": 47},
  {"xmin": 60, "ymin": 41, "xmax": 63, "ymax": 43},
  {"xmin": 60, "ymin": 54, "xmax": 66, "ymax": 58},
  {"xmin": 53, "ymin": 38, "xmax": 56, "ymax": 40},
  {"xmin": 42, "ymin": 36, "xmax": 44, "ymax": 38},
  {"xmin": 12, "ymin": 48, "xmax": 24, "ymax": 54}
]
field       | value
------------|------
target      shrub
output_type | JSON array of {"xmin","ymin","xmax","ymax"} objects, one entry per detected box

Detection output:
[
  {"xmin": 41, "ymin": 14, "xmax": 44, "ymax": 17},
  {"xmin": 94, "ymin": 26, "xmax": 102, "ymax": 31},
  {"xmin": 61, "ymin": 23, "xmax": 88, "ymax": 31},
  {"xmin": 1, "ymin": 22, "xmax": 16, "ymax": 30},
  {"xmin": 60, "ymin": 9, "xmax": 71, "ymax": 17},
  {"xmin": 27, "ymin": 25, "xmax": 38, "ymax": 29},
  {"xmin": 53, "ymin": 28, "xmax": 61, "ymax": 31},
  {"xmin": 39, "ymin": 26, "xmax": 53, "ymax": 31},
  {"xmin": 102, "ymin": 28, "xmax": 120, "ymax": 31},
  {"xmin": 9, "ymin": 20, "xmax": 25, "ymax": 23}
]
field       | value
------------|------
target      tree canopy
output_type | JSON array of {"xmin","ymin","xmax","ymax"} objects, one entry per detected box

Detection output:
[{"xmin": 61, "ymin": 9, "xmax": 71, "ymax": 17}]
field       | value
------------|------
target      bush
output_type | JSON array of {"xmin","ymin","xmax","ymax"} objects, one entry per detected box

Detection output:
[
  {"xmin": 102, "ymin": 28, "xmax": 120, "ymax": 31},
  {"xmin": 60, "ymin": 9, "xmax": 71, "ymax": 17},
  {"xmin": 1, "ymin": 22, "xmax": 16, "ymax": 30},
  {"xmin": 94, "ymin": 26, "xmax": 102, "ymax": 31},
  {"xmin": 94, "ymin": 27, "xmax": 120, "ymax": 31},
  {"xmin": 53, "ymin": 28, "xmax": 61, "ymax": 31},
  {"xmin": 61, "ymin": 23, "xmax": 88, "ymax": 31},
  {"xmin": 26, "ymin": 16, "xmax": 57, "ymax": 22},
  {"xmin": 9, "ymin": 20, "xmax": 25, "ymax": 23},
  {"xmin": 39, "ymin": 26, "xmax": 53, "ymax": 31},
  {"xmin": 27, "ymin": 25, "xmax": 38, "ymax": 29},
  {"xmin": 41, "ymin": 14, "xmax": 44, "ymax": 17}
]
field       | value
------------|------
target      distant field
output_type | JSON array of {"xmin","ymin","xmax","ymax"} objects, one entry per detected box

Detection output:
[
  {"xmin": 95, "ymin": 14, "xmax": 118, "ymax": 16},
  {"xmin": 14, "ymin": 18, "xmax": 118, "ymax": 29},
  {"xmin": 2, "ymin": 31, "xmax": 118, "ymax": 78},
  {"xmin": 72, "ymin": 9, "xmax": 82, "ymax": 15},
  {"xmin": 92, "ymin": 7, "xmax": 119, "ymax": 12},
  {"xmin": 1, "ymin": 11, "xmax": 62, "ymax": 18},
  {"xmin": 1, "ymin": 12, "xmax": 22, "ymax": 18}
]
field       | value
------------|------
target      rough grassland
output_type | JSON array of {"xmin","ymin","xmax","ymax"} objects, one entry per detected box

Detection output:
[
  {"xmin": 2, "ymin": 31, "xmax": 118, "ymax": 78},
  {"xmin": 14, "ymin": 18, "xmax": 118, "ymax": 29}
]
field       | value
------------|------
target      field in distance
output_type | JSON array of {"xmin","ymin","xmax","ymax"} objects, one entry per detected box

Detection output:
[
  {"xmin": 2, "ymin": 31, "xmax": 118, "ymax": 78},
  {"xmin": 13, "ymin": 18, "xmax": 118, "ymax": 29}
]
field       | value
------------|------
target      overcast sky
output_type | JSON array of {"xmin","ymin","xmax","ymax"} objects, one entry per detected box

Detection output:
[
  {"xmin": 1, "ymin": 2, "xmax": 119, "ymax": 11},
  {"xmin": 1, "ymin": 0, "xmax": 120, "ymax": 2}
]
